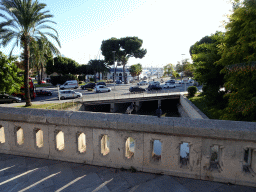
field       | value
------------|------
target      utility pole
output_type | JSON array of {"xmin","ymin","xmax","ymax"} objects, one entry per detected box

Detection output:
[{"xmin": 112, "ymin": 51, "xmax": 116, "ymax": 90}]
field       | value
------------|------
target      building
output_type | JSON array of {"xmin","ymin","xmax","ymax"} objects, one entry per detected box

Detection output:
[{"xmin": 107, "ymin": 67, "xmax": 133, "ymax": 82}]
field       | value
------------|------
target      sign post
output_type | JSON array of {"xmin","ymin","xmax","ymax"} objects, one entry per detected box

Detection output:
[{"xmin": 183, "ymin": 77, "xmax": 189, "ymax": 92}]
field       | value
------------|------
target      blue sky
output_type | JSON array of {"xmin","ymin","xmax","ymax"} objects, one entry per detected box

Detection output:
[{"xmin": 1, "ymin": 0, "xmax": 233, "ymax": 68}]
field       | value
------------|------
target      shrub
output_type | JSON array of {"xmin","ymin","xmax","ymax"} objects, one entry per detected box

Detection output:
[
  {"xmin": 202, "ymin": 85, "xmax": 207, "ymax": 93},
  {"xmin": 87, "ymin": 88, "xmax": 93, "ymax": 91},
  {"xmin": 89, "ymin": 78, "xmax": 94, "ymax": 82},
  {"xmin": 79, "ymin": 81, "xmax": 83, "ymax": 84},
  {"xmin": 187, "ymin": 86, "xmax": 198, "ymax": 97}
]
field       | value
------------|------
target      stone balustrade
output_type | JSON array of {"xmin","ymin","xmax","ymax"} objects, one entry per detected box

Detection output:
[{"xmin": 0, "ymin": 107, "xmax": 256, "ymax": 187}]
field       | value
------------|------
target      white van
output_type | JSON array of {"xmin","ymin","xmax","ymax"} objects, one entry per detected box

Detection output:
[{"xmin": 59, "ymin": 80, "xmax": 78, "ymax": 89}]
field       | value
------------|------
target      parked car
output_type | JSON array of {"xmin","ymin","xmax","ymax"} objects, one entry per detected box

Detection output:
[
  {"xmin": 81, "ymin": 83, "xmax": 96, "ymax": 90},
  {"xmin": 58, "ymin": 90, "xmax": 82, "ymax": 100},
  {"xmin": 0, "ymin": 94, "xmax": 21, "ymax": 103},
  {"xmin": 97, "ymin": 82, "xmax": 106, "ymax": 86},
  {"xmin": 137, "ymin": 81, "xmax": 148, "ymax": 86},
  {"xmin": 162, "ymin": 83, "xmax": 176, "ymax": 89},
  {"xmin": 129, "ymin": 86, "xmax": 146, "ymax": 93},
  {"xmin": 35, "ymin": 90, "xmax": 52, "ymax": 96},
  {"xmin": 95, "ymin": 85, "xmax": 111, "ymax": 93},
  {"xmin": 39, "ymin": 80, "xmax": 46, "ymax": 84},
  {"xmin": 115, "ymin": 80, "xmax": 122, "ymax": 84},
  {"xmin": 147, "ymin": 84, "xmax": 162, "ymax": 91}
]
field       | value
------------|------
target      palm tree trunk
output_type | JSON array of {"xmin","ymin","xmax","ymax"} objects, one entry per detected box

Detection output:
[
  {"xmin": 37, "ymin": 69, "xmax": 41, "ymax": 85},
  {"xmin": 24, "ymin": 39, "xmax": 32, "ymax": 106},
  {"xmin": 41, "ymin": 62, "xmax": 43, "ymax": 83}
]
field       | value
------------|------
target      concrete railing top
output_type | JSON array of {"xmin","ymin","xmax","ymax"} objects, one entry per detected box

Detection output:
[{"xmin": 0, "ymin": 107, "xmax": 256, "ymax": 142}]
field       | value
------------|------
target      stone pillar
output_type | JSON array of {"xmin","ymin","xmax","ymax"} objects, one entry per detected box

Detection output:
[
  {"xmin": 135, "ymin": 101, "xmax": 142, "ymax": 112},
  {"xmin": 110, "ymin": 103, "xmax": 116, "ymax": 113},
  {"xmin": 158, "ymin": 100, "xmax": 161, "ymax": 107}
]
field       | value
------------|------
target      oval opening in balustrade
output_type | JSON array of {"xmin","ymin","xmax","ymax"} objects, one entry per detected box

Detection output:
[
  {"xmin": 0, "ymin": 126, "xmax": 5, "ymax": 144},
  {"xmin": 36, "ymin": 129, "xmax": 43, "ymax": 148},
  {"xmin": 56, "ymin": 131, "xmax": 65, "ymax": 151},
  {"xmin": 78, "ymin": 133, "xmax": 86, "ymax": 153},
  {"xmin": 152, "ymin": 140, "xmax": 162, "ymax": 162},
  {"xmin": 16, "ymin": 127, "xmax": 24, "ymax": 145},
  {"xmin": 125, "ymin": 137, "xmax": 135, "ymax": 159},
  {"xmin": 101, "ymin": 135, "xmax": 109, "ymax": 156},
  {"xmin": 180, "ymin": 142, "xmax": 189, "ymax": 168}
]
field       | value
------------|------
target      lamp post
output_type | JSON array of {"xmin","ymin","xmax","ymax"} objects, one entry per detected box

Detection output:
[{"xmin": 112, "ymin": 51, "xmax": 116, "ymax": 90}]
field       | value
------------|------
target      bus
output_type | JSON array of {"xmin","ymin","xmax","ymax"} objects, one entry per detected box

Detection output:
[{"xmin": 12, "ymin": 77, "xmax": 36, "ymax": 100}]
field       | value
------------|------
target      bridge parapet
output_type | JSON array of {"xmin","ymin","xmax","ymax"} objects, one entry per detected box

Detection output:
[{"xmin": 0, "ymin": 107, "xmax": 255, "ymax": 187}]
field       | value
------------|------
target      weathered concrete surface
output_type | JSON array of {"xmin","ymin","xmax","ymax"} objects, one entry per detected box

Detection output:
[{"xmin": 0, "ymin": 107, "xmax": 256, "ymax": 187}]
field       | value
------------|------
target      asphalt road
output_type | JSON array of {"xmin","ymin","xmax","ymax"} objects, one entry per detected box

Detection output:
[{"xmin": 1, "ymin": 82, "xmax": 202, "ymax": 106}]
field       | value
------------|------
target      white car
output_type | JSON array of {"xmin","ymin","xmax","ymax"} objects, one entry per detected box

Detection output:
[
  {"xmin": 95, "ymin": 85, "xmax": 111, "ymax": 93},
  {"xmin": 58, "ymin": 90, "xmax": 82, "ymax": 100},
  {"xmin": 137, "ymin": 81, "xmax": 148, "ymax": 86},
  {"xmin": 162, "ymin": 83, "xmax": 176, "ymax": 89},
  {"xmin": 148, "ymin": 81, "xmax": 160, "ymax": 86}
]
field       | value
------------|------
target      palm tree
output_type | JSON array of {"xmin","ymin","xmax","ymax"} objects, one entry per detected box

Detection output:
[
  {"xmin": 30, "ymin": 37, "xmax": 59, "ymax": 84},
  {"xmin": 0, "ymin": 0, "xmax": 61, "ymax": 106}
]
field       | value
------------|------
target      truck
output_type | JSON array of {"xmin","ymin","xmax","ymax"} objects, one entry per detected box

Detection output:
[{"xmin": 12, "ymin": 77, "xmax": 36, "ymax": 100}]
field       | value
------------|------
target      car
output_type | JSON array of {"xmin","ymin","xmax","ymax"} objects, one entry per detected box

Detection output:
[
  {"xmin": 129, "ymin": 86, "xmax": 146, "ymax": 93},
  {"xmin": 58, "ymin": 90, "xmax": 82, "ymax": 100},
  {"xmin": 137, "ymin": 81, "xmax": 148, "ymax": 86},
  {"xmin": 115, "ymin": 80, "xmax": 122, "ymax": 84},
  {"xmin": 162, "ymin": 83, "xmax": 176, "ymax": 89},
  {"xmin": 0, "ymin": 94, "xmax": 21, "ymax": 103},
  {"xmin": 97, "ymin": 82, "xmax": 106, "ymax": 86},
  {"xmin": 166, "ymin": 79, "xmax": 175, "ymax": 84},
  {"xmin": 35, "ymin": 90, "xmax": 52, "ymax": 96},
  {"xmin": 148, "ymin": 81, "xmax": 160, "ymax": 86},
  {"xmin": 95, "ymin": 85, "xmax": 111, "ymax": 93},
  {"xmin": 39, "ymin": 80, "xmax": 46, "ymax": 84},
  {"xmin": 81, "ymin": 83, "xmax": 96, "ymax": 90},
  {"xmin": 147, "ymin": 84, "xmax": 162, "ymax": 91}
]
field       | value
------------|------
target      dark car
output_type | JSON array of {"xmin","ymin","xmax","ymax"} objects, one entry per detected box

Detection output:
[
  {"xmin": 97, "ymin": 82, "xmax": 106, "ymax": 86},
  {"xmin": 115, "ymin": 80, "xmax": 122, "ymax": 84},
  {"xmin": 129, "ymin": 86, "xmax": 146, "ymax": 93},
  {"xmin": 0, "ymin": 94, "xmax": 21, "ymax": 103},
  {"xmin": 147, "ymin": 85, "xmax": 162, "ymax": 91},
  {"xmin": 81, "ymin": 83, "xmax": 96, "ymax": 90},
  {"xmin": 35, "ymin": 90, "xmax": 52, "ymax": 96}
]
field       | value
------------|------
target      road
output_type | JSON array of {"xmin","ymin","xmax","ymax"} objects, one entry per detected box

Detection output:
[{"xmin": 1, "ymin": 82, "xmax": 202, "ymax": 106}]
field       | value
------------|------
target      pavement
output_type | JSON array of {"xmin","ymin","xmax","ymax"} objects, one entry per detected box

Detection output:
[{"xmin": 0, "ymin": 153, "xmax": 255, "ymax": 192}]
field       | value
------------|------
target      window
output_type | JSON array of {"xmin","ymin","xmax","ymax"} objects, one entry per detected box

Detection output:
[
  {"xmin": 0, "ymin": 126, "xmax": 5, "ymax": 144},
  {"xmin": 101, "ymin": 135, "xmax": 109, "ymax": 156},
  {"xmin": 16, "ymin": 127, "xmax": 24, "ymax": 145},
  {"xmin": 35, "ymin": 129, "xmax": 43, "ymax": 148},
  {"xmin": 125, "ymin": 137, "xmax": 135, "ymax": 159},
  {"xmin": 56, "ymin": 131, "xmax": 64, "ymax": 151},
  {"xmin": 78, "ymin": 133, "xmax": 86, "ymax": 153},
  {"xmin": 152, "ymin": 140, "xmax": 162, "ymax": 162}
]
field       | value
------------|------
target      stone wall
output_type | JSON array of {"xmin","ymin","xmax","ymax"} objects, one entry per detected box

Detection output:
[
  {"xmin": 180, "ymin": 95, "xmax": 209, "ymax": 119},
  {"xmin": 0, "ymin": 107, "xmax": 256, "ymax": 187}
]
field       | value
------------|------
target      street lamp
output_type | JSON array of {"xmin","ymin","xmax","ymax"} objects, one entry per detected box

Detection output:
[{"xmin": 112, "ymin": 51, "xmax": 116, "ymax": 90}]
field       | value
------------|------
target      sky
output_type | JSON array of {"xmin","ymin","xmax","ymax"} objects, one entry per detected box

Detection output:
[{"xmin": 0, "ymin": 0, "xmax": 234, "ymax": 68}]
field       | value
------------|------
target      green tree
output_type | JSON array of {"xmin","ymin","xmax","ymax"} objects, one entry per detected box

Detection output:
[
  {"xmin": 129, "ymin": 63, "xmax": 142, "ymax": 79},
  {"xmin": 190, "ymin": 32, "xmax": 225, "ymax": 107},
  {"xmin": 46, "ymin": 56, "xmax": 79, "ymax": 76},
  {"xmin": 0, "ymin": 0, "xmax": 61, "ymax": 106},
  {"xmin": 163, "ymin": 63, "xmax": 174, "ymax": 76},
  {"xmin": 101, "ymin": 36, "xmax": 147, "ymax": 84},
  {"xmin": 217, "ymin": 0, "xmax": 256, "ymax": 121},
  {"xmin": 88, "ymin": 59, "xmax": 109, "ymax": 82},
  {"xmin": 0, "ymin": 52, "xmax": 23, "ymax": 94}
]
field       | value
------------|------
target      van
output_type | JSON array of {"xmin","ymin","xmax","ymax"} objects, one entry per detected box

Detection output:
[{"xmin": 59, "ymin": 80, "xmax": 78, "ymax": 89}]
